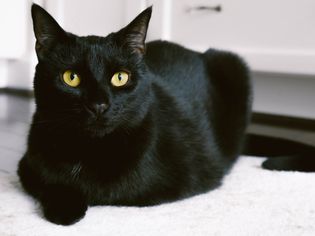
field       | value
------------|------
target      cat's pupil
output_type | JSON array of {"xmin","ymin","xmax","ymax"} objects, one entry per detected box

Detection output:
[
  {"xmin": 118, "ymin": 73, "xmax": 122, "ymax": 81},
  {"xmin": 70, "ymin": 73, "xmax": 75, "ymax": 80}
]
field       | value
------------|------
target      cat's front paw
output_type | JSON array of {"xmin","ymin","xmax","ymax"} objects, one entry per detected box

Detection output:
[
  {"xmin": 43, "ymin": 200, "xmax": 87, "ymax": 225},
  {"xmin": 41, "ymin": 185, "xmax": 88, "ymax": 225}
]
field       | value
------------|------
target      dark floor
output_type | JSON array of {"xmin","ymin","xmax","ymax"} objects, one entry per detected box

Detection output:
[{"xmin": 0, "ymin": 92, "xmax": 315, "ymax": 174}]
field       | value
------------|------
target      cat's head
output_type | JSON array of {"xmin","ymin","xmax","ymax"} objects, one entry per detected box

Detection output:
[{"xmin": 31, "ymin": 4, "xmax": 153, "ymax": 137}]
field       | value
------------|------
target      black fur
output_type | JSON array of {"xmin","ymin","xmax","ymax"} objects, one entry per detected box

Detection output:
[{"xmin": 18, "ymin": 4, "xmax": 253, "ymax": 225}]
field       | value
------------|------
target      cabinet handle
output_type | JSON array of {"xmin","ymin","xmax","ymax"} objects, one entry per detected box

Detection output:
[{"xmin": 186, "ymin": 5, "xmax": 222, "ymax": 13}]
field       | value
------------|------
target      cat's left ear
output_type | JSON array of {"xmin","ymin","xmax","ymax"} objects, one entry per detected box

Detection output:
[
  {"xmin": 31, "ymin": 4, "xmax": 67, "ymax": 58},
  {"xmin": 117, "ymin": 6, "xmax": 152, "ymax": 54}
]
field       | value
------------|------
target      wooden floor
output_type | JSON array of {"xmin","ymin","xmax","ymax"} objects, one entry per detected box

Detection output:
[{"xmin": 0, "ymin": 92, "xmax": 314, "ymax": 175}]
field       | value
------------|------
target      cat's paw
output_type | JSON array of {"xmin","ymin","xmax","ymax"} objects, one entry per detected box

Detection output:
[
  {"xmin": 41, "ymin": 185, "xmax": 88, "ymax": 225},
  {"xmin": 43, "ymin": 200, "xmax": 87, "ymax": 225}
]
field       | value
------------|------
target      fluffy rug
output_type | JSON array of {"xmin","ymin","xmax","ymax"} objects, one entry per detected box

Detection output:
[{"xmin": 1, "ymin": 156, "xmax": 315, "ymax": 236}]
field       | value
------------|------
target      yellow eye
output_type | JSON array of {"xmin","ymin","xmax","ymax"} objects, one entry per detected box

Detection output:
[
  {"xmin": 111, "ymin": 71, "xmax": 129, "ymax": 87},
  {"xmin": 62, "ymin": 70, "xmax": 81, "ymax": 87}
]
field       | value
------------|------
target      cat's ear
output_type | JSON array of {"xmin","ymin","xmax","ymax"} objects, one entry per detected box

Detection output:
[
  {"xmin": 117, "ymin": 6, "xmax": 152, "ymax": 54},
  {"xmin": 31, "ymin": 4, "xmax": 67, "ymax": 57}
]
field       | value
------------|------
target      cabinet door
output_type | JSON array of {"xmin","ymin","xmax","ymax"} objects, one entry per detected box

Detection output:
[{"xmin": 148, "ymin": 0, "xmax": 315, "ymax": 75}]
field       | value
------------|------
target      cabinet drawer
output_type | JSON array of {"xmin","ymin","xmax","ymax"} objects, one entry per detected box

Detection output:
[{"xmin": 149, "ymin": 0, "xmax": 315, "ymax": 75}]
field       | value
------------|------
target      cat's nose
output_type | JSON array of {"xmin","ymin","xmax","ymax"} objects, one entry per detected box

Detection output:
[{"xmin": 88, "ymin": 103, "xmax": 109, "ymax": 115}]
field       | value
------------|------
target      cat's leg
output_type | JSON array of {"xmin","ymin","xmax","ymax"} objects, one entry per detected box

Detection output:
[
  {"xmin": 18, "ymin": 155, "xmax": 43, "ymax": 199},
  {"xmin": 18, "ymin": 155, "xmax": 88, "ymax": 225}
]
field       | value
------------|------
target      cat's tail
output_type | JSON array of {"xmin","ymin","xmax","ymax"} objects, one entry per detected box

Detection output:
[{"xmin": 243, "ymin": 133, "xmax": 315, "ymax": 172}]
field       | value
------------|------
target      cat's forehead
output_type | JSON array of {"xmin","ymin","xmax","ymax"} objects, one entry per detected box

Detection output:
[
  {"xmin": 76, "ymin": 35, "xmax": 114, "ymax": 53},
  {"xmin": 73, "ymin": 34, "xmax": 124, "ymax": 61},
  {"xmin": 79, "ymin": 35, "xmax": 110, "ymax": 45}
]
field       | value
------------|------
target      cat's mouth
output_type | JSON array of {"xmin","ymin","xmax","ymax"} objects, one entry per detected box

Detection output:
[{"xmin": 84, "ymin": 119, "xmax": 115, "ymax": 138}]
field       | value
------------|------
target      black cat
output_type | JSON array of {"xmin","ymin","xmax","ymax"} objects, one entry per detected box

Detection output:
[{"xmin": 18, "ymin": 4, "xmax": 315, "ymax": 226}]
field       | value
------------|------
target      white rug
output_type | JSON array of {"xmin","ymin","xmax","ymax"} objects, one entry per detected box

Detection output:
[{"xmin": 1, "ymin": 156, "xmax": 315, "ymax": 236}]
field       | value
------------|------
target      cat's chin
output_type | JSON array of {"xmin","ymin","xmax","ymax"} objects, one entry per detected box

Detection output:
[
  {"xmin": 84, "ymin": 126, "xmax": 115, "ymax": 138},
  {"xmin": 83, "ymin": 121, "xmax": 115, "ymax": 138}
]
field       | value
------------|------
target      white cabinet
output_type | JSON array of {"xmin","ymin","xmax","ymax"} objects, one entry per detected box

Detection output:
[
  {"xmin": 0, "ymin": 0, "xmax": 28, "ymax": 88},
  {"xmin": 148, "ymin": 0, "xmax": 315, "ymax": 75},
  {"xmin": 1, "ymin": 0, "xmax": 314, "ymax": 118},
  {"xmin": 0, "ymin": 0, "xmax": 28, "ymax": 59},
  {"xmin": 147, "ymin": 0, "xmax": 315, "ymax": 118}
]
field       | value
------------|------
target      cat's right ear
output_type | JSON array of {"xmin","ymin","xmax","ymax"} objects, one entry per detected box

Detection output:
[
  {"xmin": 31, "ymin": 4, "xmax": 66, "ymax": 58},
  {"xmin": 115, "ymin": 6, "xmax": 152, "ymax": 55}
]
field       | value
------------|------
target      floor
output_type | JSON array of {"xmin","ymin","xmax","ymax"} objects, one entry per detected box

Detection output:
[
  {"xmin": 0, "ymin": 93, "xmax": 34, "ymax": 173},
  {"xmin": 0, "ymin": 92, "xmax": 315, "ymax": 175},
  {"xmin": 1, "ymin": 92, "xmax": 315, "ymax": 234}
]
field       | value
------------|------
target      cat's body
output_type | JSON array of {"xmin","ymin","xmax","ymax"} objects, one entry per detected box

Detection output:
[
  {"xmin": 19, "ymin": 4, "xmax": 314, "ymax": 226},
  {"xmin": 19, "ymin": 35, "xmax": 251, "ymax": 222}
]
